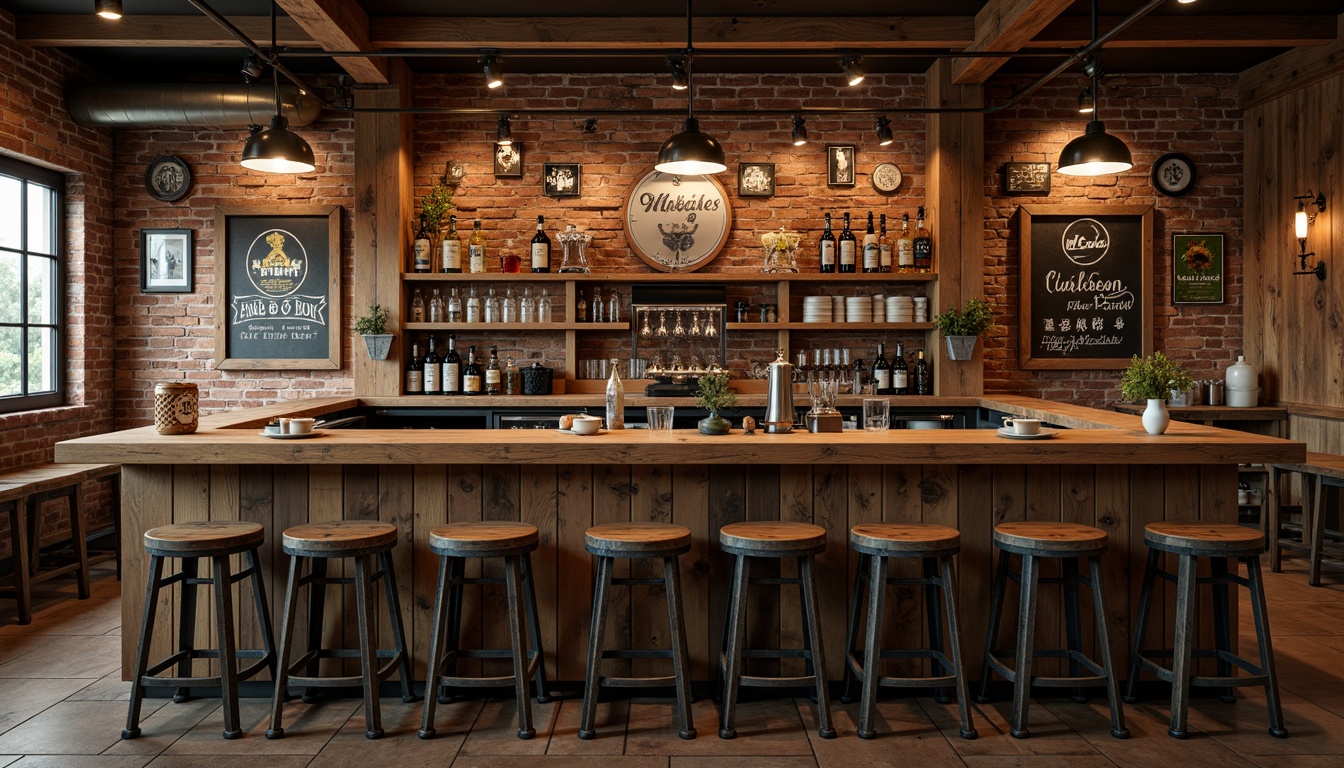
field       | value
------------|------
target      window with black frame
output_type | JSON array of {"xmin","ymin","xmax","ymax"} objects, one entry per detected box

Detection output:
[{"xmin": 0, "ymin": 156, "xmax": 64, "ymax": 413}]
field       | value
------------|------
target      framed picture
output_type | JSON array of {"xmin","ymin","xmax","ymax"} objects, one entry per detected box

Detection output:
[
  {"xmin": 1152, "ymin": 153, "xmax": 1196, "ymax": 197},
  {"xmin": 1002, "ymin": 162, "xmax": 1051, "ymax": 195},
  {"xmin": 493, "ymin": 142, "xmax": 523, "ymax": 178},
  {"xmin": 140, "ymin": 228, "xmax": 193, "ymax": 293},
  {"xmin": 826, "ymin": 145, "xmax": 856, "ymax": 187},
  {"xmin": 543, "ymin": 163, "xmax": 581, "ymax": 197},
  {"xmin": 1172, "ymin": 233, "xmax": 1225, "ymax": 304},
  {"xmin": 213, "ymin": 206, "xmax": 341, "ymax": 370},
  {"xmin": 738, "ymin": 162, "xmax": 775, "ymax": 197}
]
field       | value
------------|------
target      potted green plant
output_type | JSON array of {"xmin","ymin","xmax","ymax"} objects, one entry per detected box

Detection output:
[
  {"xmin": 1120, "ymin": 352, "xmax": 1194, "ymax": 435},
  {"xmin": 695, "ymin": 371, "xmax": 737, "ymax": 435},
  {"xmin": 418, "ymin": 162, "xmax": 456, "ymax": 236},
  {"xmin": 934, "ymin": 297, "xmax": 996, "ymax": 361},
  {"xmin": 355, "ymin": 303, "xmax": 393, "ymax": 361}
]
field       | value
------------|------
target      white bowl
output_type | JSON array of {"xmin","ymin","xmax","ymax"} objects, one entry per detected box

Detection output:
[{"xmin": 571, "ymin": 416, "xmax": 603, "ymax": 435}]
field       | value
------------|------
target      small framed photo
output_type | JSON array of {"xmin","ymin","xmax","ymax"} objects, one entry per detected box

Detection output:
[
  {"xmin": 826, "ymin": 145, "xmax": 856, "ymax": 187},
  {"xmin": 738, "ymin": 162, "xmax": 775, "ymax": 197},
  {"xmin": 1002, "ymin": 162, "xmax": 1051, "ymax": 195},
  {"xmin": 1172, "ymin": 233, "xmax": 1225, "ymax": 304},
  {"xmin": 140, "ymin": 228, "xmax": 193, "ymax": 293},
  {"xmin": 493, "ymin": 142, "xmax": 523, "ymax": 178},
  {"xmin": 543, "ymin": 163, "xmax": 581, "ymax": 197}
]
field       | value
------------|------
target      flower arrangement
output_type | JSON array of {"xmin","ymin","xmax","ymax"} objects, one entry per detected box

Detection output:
[
  {"xmin": 933, "ymin": 297, "xmax": 996, "ymax": 337},
  {"xmin": 1120, "ymin": 351, "xmax": 1194, "ymax": 402}
]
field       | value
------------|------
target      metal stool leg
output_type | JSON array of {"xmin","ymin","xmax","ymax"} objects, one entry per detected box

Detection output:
[
  {"xmin": 1088, "ymin": 555, "xmax": 1128, "ymax": 740},
  {"xmin": 379, "ymin": 550, "xmax": 418, "ymax": 704},
  {"xmin": 1168, "ymin": 553, "xmax": 1197, "ymax": 739},
  {"xmin": 1267, "ymin": 467, "xmax": 1283, "ymax": 572},
  {"xmin": 1124, "ymin": 548, "xmax": 1161, "ymax": 703},
  {"xmin": 353, "ymin": 554, "xmax": 384, "ymax": 739},
  {"xmin": 244, "ymin": 548, "xmax": 278, "ymax": 681},
  {"xmin": 1210, "ymin": 557, "xmax": 1237, "ymax": 703},
  {"xmin": 303, "ymin": 557, "xmax": 328, "ymax": 693},
  {"xmin": 1009, "ymin": 553, "xmax": 1039, "ymax": 739},
  {"xmin": 440, "ymin": 557, "xmax": 465, "ymax": 704},
  {"xmin": 718, "ymin": 553, "xmax": 751, "ymax": 739},
  {"xmin": 840, "ymin": 553, "xmax": 868, "ymax": 704},
  {"xmin": 521, "ymin": 552, "xmax": 550, "ymax": 703},
  {"xmin": 122, "ymin": 554, "xmax": 165, "ymax": 739},
  {"xmin": 267, "ymin": 554, "xmax": 304, "ymax": 739},
  {"xmin": 174, "ymin": 557, "xmax": 200, "ymax": 703},
  {"xmin": 856, "ymin": 552, "xmax": 888, "ymax": 740},
  {"xmin": 925, "ymin": 557, "xmax": 950, "ymax": 704},
  {"xmin": 579, "ymin": 555, "xmax": 614, "ymax": 740},
  {"xmin": 419, "ymin": 554, "xmax": 453, "ymax": 739},
  {"xmin": 211, "ymin": 554, "xmax": 242, "ymax": 740},
  {"xmin": 1246, "ymin": 555, "xmax": 1288, "ymax": 738},
  {"xmin": 663, "ymin": 553, "xmax": 696, "ymax": 740},
  {"xmin": 977, "ymin": 548, "xmax": 1012, "ymax": 703},
  {"xmin": 1062, "ymin": 557, "xmax": 1087, "ymax": 703},
  {"xmin": 504, "ymin": 554, "xmax": 535, "ymax": 740},
  {"xmin": 799, "ymin": 553, "xmax": 836, "ymax": 739},
  {"xmin": 939, "ymin": 555, "xmax": 978, "ymax": 740}
]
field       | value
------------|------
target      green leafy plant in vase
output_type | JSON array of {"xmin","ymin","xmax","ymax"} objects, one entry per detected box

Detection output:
[
  {"xmin": 934, "ymin": 297, "xmax": 996, "ymax": 360},
  {"xmin": 355, "ymin": 303, "xmax": 393, "ymax": 361},
  {"xmin": 1120, "ymin": 351, "xmax": 1194, "ymax": 435},
  {"xmin": 695, "ymin": 371, "xmax": 736, "ymax": 435}
]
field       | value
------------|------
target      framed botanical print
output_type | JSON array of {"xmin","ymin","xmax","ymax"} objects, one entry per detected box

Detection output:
[
  {"xmin": 140, "ymin": 228, "xmax": 193, "ymax": 293},
  {"xmin": 826, "ymin": 145, "xmax": 856, "ymax": 187},
  {"xmin": 1172, "ymin": 233, "xmax": 1225, "ymax": 304}
]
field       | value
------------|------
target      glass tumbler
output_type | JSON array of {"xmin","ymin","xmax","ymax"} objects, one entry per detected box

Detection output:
[
  {"xmin": 863, "ymin": 398, "xmax": 890, "ymax": 432},
  {"xmin": 646, "ymin": 406, "xmax": 675, "ymax": 432}
]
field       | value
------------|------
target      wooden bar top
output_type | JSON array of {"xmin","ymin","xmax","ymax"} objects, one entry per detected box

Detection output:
[
  {"xmin": 1113, "ymin": 404, "xmax": 1289, "ymax": 422},
  {"xmin": 54, "ymin": 395, "xmax": 1305, "ymax": 467}
]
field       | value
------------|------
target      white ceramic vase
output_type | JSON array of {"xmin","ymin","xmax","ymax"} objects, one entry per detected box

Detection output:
[{"xmin": 1142, "ymin": 398, "xmax": 1170, "ymax": 435}]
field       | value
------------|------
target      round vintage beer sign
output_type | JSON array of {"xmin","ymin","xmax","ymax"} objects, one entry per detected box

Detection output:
[
  {"xmin": 246, "ymin": 229, "xmax": 309, "ymax": 297},
  {"xmin": 1060, "ymin": 218, "xmax": 1110, "ymax": 266},
  {"xmin": 622, "ymin": 169, "xmax": 732, "ymax": 272}
]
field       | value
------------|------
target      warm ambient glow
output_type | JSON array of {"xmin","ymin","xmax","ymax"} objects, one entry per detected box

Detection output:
[
  {"xmin": 841, "ymin": 57, "xmax": 865, "ymax": 87},
  {"xmin": 655, "ymin": 118, "xmax": 727, "ymax": 175},
  {"xmin": 1296, "ymin": 203, "xmax": 1310, "ymax": 240},
  {"xmin": 95, "ymin": 0, "xmax": 122, "ymax": 20},
  {"xmin": 241, "ymin": 115, "xmax": 316, "ymax": 174},
  {"xmin": 1057, "ymin": 120, "xmax": 1133, "ymax": 176},
  {"xmin": 791, "ymin": 116, "xmax": 808, "ymax": 146},
  {"xmin": 496, "ymin": 116, "xmax": 512, "ymax": 147},
  {"xmin": 482, "ymin": 55, "xmax": 504, "ymax": 89},
  {"xmin": 875, "ymin": 116, "xmax": 894, "ymax": 146}
]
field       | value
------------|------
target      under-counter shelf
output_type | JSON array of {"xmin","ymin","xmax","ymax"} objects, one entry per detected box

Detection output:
[
  {"xmin": 405, "ymin": 322, "xmax": 628, "ymax": 331},
  {"xmin": 403, "ymin": 271, "xmax": 936, "ymax": 283},
  {"xmin": 727, "ymin": 322, "xmax": 936, "ymax": 331}
]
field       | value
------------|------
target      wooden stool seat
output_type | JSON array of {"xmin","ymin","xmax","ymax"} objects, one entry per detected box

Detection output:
[
  {"xmin": 719, "ymin": 521, "xmax": 826, "ymax": 556},
  {"xmin": 144, "ymin": 522, "xmax": 263, "ymax": 557},
  {"xmin": 282, "ymin": 521, "xmax": 397, "ymax": 556},
  {"xmin": 586, "ymin": 522, "xmax": 692, "ymax": 558},
  {"xmin": 850, "ymin": 523, "xmax": 960, "ymax": 558},
  {"xmin": 993, "ymin": 522, "xmax": 1109, "ymax": 557},
  {"xmin": 1144, "ymin": 522, "xmax": 1265, "ymax": 558},
  {"xmin": 430, "ymin": 522, "xmax": 539, "ymax": 557}
]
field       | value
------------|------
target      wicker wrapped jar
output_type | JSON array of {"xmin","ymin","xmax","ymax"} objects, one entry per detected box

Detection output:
[{"xmin": 153, "ymin": 382, "xmax": 199, "ymax": 435}]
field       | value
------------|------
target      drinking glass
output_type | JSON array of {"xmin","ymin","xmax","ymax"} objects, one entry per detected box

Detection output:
[
  {"xmin": 647, "ymin": 406, "xmax": 675, "ymax": 432},
  {"xmin": 499, "ymin": 253, "xmax": 521, "ymax": 273},
  {"xmin": 863, "ymin": 397, "xmax": 890, "ymax": 432}
]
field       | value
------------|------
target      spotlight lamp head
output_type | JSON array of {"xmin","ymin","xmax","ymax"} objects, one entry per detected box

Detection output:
[
  {"xmin": 480, "ymin": 54, "xmax": 504, "ymax": 89},
  {"xmin": 875, "ymin": 116, "xmax": 894, "ymax": 146},
  {"xmin": 840, "ymin": 56, "xmax": 865, "ymax": 87},
  {"xmin": 496, "ymin": 115, "xmax": 513, "ymax": 147},
  {"xmin": 1078, "ymin": 88, "xmax": 1095, "ymax": 114},
  {"xmin": 95, "ymin": 0, "xmax": 122, "ymax": 20},
  {"xmin": 241, "ymin": 52, "xmax": 265, "ymax": 82},
  {"xmin": 669, "ymin": 57, "xmax": 690, "ymax": 91},
  {"xmin": 791, "ymin": 116, "xmax": 808, "ymax": 146}
]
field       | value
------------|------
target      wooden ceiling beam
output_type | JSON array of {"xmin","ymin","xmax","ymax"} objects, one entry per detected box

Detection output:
[
  {"xmin": 274, "ymin": 0, "xmax": 387, "ymax": 84},
  {"xmin": 1240, "ymin": 15, "xmax": 1344, "ymax": 108},
  {"xmin": 1028, "ymin": 15, "xmax": 1338, "ymax": 48},
  {"xmin": 952, "ymin": 0, "xmax": 1074, "ymax": 85},
  {"xmin": 16, "ymin": 15, "xmax": 317, "ymax": 48}
]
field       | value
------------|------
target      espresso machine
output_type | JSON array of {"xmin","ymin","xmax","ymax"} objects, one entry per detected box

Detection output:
[{"xmin": 631, "ymin": 284, "xmax": 727, "ymax": 396}]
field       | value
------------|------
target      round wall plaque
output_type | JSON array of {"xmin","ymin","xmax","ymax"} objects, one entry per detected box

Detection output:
[
  {"xmin": 622, "ymin": 169, "xmax": 733, "ymax": 273},
  {"xmin": 871, "ymin": 162, "xmax": 903, "ymax": 193},
  {"xmin": 145, "ymin": 155, "xmax": 192, "ymax": 202},
  {"xmin": 1151, "ymin": 153, "xmax": 1196, "ymax": 197}
]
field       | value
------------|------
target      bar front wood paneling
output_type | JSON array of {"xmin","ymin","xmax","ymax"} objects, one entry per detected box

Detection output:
[{"xmin": 117, "ymin": 460, "xmax": 1243, "ymax": 683}]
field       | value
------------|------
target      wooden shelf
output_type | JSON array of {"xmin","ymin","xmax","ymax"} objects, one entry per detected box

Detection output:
[
  {"xmin": 405, "ymin": 322, "xmax": 628, "ymax": 331},
  {"xmin": 729, "ymin": 322, "xmax": 936, "ymax": 331},
  {"xmin": 403, "ymin": 271, "xmax": 937, "ymax": 284}
]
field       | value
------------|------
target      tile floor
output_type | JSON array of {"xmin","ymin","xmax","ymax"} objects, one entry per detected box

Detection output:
[{"xmin": 0, "ymin": 556, "xmax": 1341, "ymax": 767}]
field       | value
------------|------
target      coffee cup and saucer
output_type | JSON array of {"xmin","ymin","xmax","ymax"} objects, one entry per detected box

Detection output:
[{"xmin": 996, "ymin": 416, "xmax": 1059, "ymax": 440}]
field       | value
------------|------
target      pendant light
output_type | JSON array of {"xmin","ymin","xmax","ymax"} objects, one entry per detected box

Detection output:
[
  {"xmin": 655, "ymin": 0, "xmax": 726, "ymax": 175},
  {"xmin": 241, "ymin": 2, "xmax": 315, "ymax": 174},
  {"xmin": 95, "ymin": 0, "xmax": 122, "ymax": 20},
  {"xmin": 1057, "ymin": 2, "xmax": 1131, "ymax": 176}
]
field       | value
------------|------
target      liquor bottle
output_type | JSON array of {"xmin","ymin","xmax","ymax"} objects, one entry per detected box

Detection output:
[
  {"xmin": 504, "ymin": 356, "xmax": 520, "ymax": 395},
  {"xmin": 538, "ymin": 291, "xmax": 553, "ymax": 323},
  {"xmin": 442, "ymin": 333, "xmax": 462, "ymax": 394},
  {"xmin": 818, "ymin": 213, "xmax": 836, "ymax": 274},
  {"xmin": 605, "ymin": 358, "xmax": 624, "ymax": 430},
  {"xmin": 913, "ymin": 348, "xmax": 932, "ymax": 394},
  {"xmin": 838, "ymin": 212, "xmax": 857, "ymax": 273},
  {"xmin": 502, "ymin": 286, "xmax": 518, "ymax": 323},
  {"xmin": 484, "ymin": 287, "xmax": 500, "ymax": 323},
  {"xmin": 405, "ymin": 342, "xmax": 424, "ymax": 394},
  {"xmin": 607, "ymin": 289, "xmax": 621, "ymax": 323},
  {"xmin": 428, "ymin": 288, "xmax": 443, "ymax": 323},
  {"xmin": 592, "ymin": 286, "xmax": 604, "ymax": 323},
  {"xmin": 462, "ymin": 345, "xmax": 484, "ymax": 395},
  {"xmin": 465, "ymin": 285, "xmax": 481, "ymax": 323},
  {"xmin": 851, "ymin": 358, "xmax": 866, "ymax": 395},
  {"xmin": 485, "ymin": 346, "xmax": 502, "ymax": 395},
  {"xmin": 530, "ymin": 215, "xmax": 551, "ymax": 273},
  {"xmin": 871, "ymin": 342, "xmax": 891, "ymax": 394},
  {"xmin": 447, "ymin": 287, "xmax": 462, "ymax": 322},
  {"xmin": 576, "ymin": 289, "xmax": 588, "ymax": 322},
  {"xmin": 413, "ymin": 217, "xmax": 432, "ymax": 273},
  {"xmin": 410, "ymin": 288, "xmax": 425, "ymax": 323},
  {"xmin": 423, "ymin": 336, "xmax": 441, "ymax": 395},
  {"xmin": 879, "ymin": 213, "xmax": 892, "ymax": 273},
  {"xmin": 897, "ymin": 213, "xmax": 914, "ymax": 272},
  {"xmin": 892, "ymin": 341, "xmax": 909, "ymax": 395},
  {"xmin": 913, "ymin": 206, "xmax": 932, "ymax": 273},
  {"xmin": 862, "ymin": 211, "xmax": 880, "ymax": 273},
  {"xmin": 520, "ymin": 286, "xmax": 536, "ymax": 323},
  {"xmin": 442, "ymin": 215, "xmax": 462, "ymax": 273},
  {"xmin": 468, "ymin": 219, "xmax": 487, "ymax": 273}
]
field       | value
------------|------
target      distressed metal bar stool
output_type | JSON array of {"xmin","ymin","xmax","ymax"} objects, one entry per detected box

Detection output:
[
  {"xmin": 268, "ymin": 521, "xmax": 416, "ymax": 740},
  {"xmin": 718, "ymin": 521, "xmax": 835, "ymax": 740},
  {"xmin": 419, "ymin": 521, "xmax": 549, "ymax": 740},
  {"xmin": 1125, "ymin": 522, "xmax": 1287, "ymax": 739},
  {"xmin": 580, "ymin": 522, "xmax": 696, "ymax": 740},
  {"xmin": 840, "ymin": 523, "xmax": 977, "ymax": 740},
  {"xmin": 977, "ymin": 521, "xmax": 1128, "ymax": 740},
  {"xmin": 122, "ymin": 521, "xmax": 277, "ymax": 740}
]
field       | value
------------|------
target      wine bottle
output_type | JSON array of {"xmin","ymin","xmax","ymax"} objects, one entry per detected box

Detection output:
[
  {"xmin": 485, "ymin": 345, "xmax": 502, "ymax": 395},
  {"xmin": 442, "ymin": 215, "xmax": 462, "ymax": 273},
  {"xmin": 862, "ymin": 211, "xmax": 880, "ymax": 273},
  {"xmin": 913, "ymin": 206, "xmax": 932, "ymax": 273},
  {"xmin": 530, "ymin": 215, "xmax": 551, "ymax": 273},
  {"xmin": 463, "ymin": 345, "xmax": 483, "ymax": 395},
  {"xmin": 413, "ymin": 217, "xmax": 432, "ymax": 273},
  {"xmin": 405, "ymin": 342, "xmax": 424, "ymax": 394},
  {"xmin": 913, "ymin": 348, "xmax": 932, "ymax": 395},
  {"xmin": 576, "ymin": 289, "xmax": 588, "ymax": 322},
  {"xmin": 818, "ymin": 213, "xmax": 836, "ymax": 274},
  {"xmin": 423, "ymin": 336, "xmax": 441, "ymax": 395},
  {"xmin": 872, "ymin": 342, "xmax": 891, "ymax": 395},
  {"xmin": 879, "ymin": 213, "xmax": 892, "ymax": 273},
  {"xmin": 410, "ymin": 288, "xmax": 425, "ymax": 323},
  {"xmin": 838, "ymin": 212, "xmax": 857, "ymax": 273},
  {"xmin": 892, "ymin": 341, "xmax": 909, "ymax": 395},
  {"xmin": 897, "ymin": 213, "xmax": 914, "ymax": 272},
  {"xmin": 468, "ymin": 219, "xmax": 487, "ymax": 273},
  {"xmin": 442, "ymin": 333, "xmax": 462, "ymax": 394}
]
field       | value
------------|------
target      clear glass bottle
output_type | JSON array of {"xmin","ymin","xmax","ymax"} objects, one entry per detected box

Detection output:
[
  {"xmin": 520, "ymin": 286, "xmax": 536, "ymax": 324},
  {"xmin": 607, "ymin": 289, "xmax": 621, "ymax": 323},
  {"xmin": 504, "ymin": 356, "xmax": 520, "ymax": 395},
  {"xmin": 502, "ymin": 286, "xmax": 518, "ymax": 323},
  {"xmin": 592, "ymin": 286, "xmax": 604, "ymax": 323},
  {"xmin": 538, "ymin": 291, "xmax": 553, "ymax": 323},
  {"xmin": 465, "ymin": 284, "xmax": 482, "ymax": 323},
  {"xmin": 606, "ymin": 357, "xmax": 624, "ymax": 430},
  {"xmin": 484, "ymin": 287, "xmax": 500, "ymax": 323},
  {"xmin": 557, "ymin": 224, "xmax": 591, "ymax": 273},
  {"xmin": 468, "ymin": 219, "xmax": 487, "ymax": 273},
  {"xmin": 447, "ymin": 286, "xmax": 462, "ymax": 322},
  {"xmin": 897, "ymin": 213, "xmax": 914, "ymax": 273},
  {"xmin": 410, "ymin": 288, "xmax": 425, "ymax": 323},
  {"xmin": 428, "ymin": 288, "xmax": 443, "ymax": 323},
  {"xmin": 442, "ymin": 215, "xmax": 462, "ymax": 273}
]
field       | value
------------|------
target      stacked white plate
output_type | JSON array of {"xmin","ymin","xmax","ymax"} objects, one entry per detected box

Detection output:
[
  {"xmin": 872, "ymin": 295, "xmax": 886, "ymax": 323},
  {"xmin": 803, "ymin": 296, "xmax": 830, "ymax": 323},
  {"xmin": 845, "ymin": 296, "xmax": 872, "ymax": 323},
  {"xmin": 831, "ymin": 296, "xmax": 846, "ymax": 322},
  {"xmin": 886, "ymin": 295, "xmax": 914, "ymax": 323}
]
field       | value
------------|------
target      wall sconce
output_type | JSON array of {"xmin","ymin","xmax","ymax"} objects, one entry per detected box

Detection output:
[
  {"xmin": 444, "ymin": 160, "xmax": 465, "ymax": 189},
  {"xmin": 1292, "ymin": 190, "xmax": 1326, "ymax": 280}
]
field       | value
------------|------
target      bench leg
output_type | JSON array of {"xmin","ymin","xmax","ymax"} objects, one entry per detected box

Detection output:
[
  {"xmin": 68, "ymin": 488, "xmax": 91, "ymax": 599},
  {"xmin": 1309, "ymin": 475, "xmax": 1326, "ymax": 587},
  {"xmin": 7, "ymin": 500, "xmax": 33, "ymax": 624}
]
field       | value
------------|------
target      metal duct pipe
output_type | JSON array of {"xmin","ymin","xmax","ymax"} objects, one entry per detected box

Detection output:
[{"xmin": 65, "ymin": 83, "xmax": 322, "ymax": 128}]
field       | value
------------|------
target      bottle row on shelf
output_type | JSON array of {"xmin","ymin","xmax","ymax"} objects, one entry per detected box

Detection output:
[{"xmin": 404, "ymin": 336, "xmax": 525, "ymax": 396}]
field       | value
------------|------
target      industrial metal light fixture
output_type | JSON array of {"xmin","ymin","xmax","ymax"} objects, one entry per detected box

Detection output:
[
  {"xmin": 791, "ymin": 116, "xmax": 808, "ymax": 146},
  {"xmin": 1057, "ymin": 48, "xmax": 1131, "ymax": 176},
  {"xmin": 481, "ymin": 54, "xmax": 504, "ymax": 89},
  {"xmin": 241, "ymin": 52, "xmax": 264, "ymax": 82},
  {"xmin": 655, "ymin": 0, "xmax": 726, "ymax": 175},
  {"xmin": 668, "ymin": 57, "xmax": 689, "ymax": 91},
  {"xmin": 1292, "ymin": 191, "xmax": 1327, "ymax": 280},
  {"xmin": 241, "ymin": 2, "xmax": 316, "ymax": 174},
  {"xmin": 840, "ymin": 56, "xmax": 865, "ymax": 87},
  {"xmin": 95, "ymin": 0, "xmax": 122, "ymax": 20},
  {"xmin": 875, "ymin": 116, "xmax": 894, "ymax": 146},
  {"xmin": 496, "ymin": 115, "xmax": 513, "ymax": 146},
  {"xmin": 1078, "ymin": 86, "xmax": 1094, "ymax": 114}
]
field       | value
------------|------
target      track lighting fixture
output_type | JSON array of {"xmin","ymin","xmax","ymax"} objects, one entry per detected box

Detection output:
[
  {"xmin": 669, "ymin": 57, "xmax": 689, "ymax": 91},
  {"xmin": 241, "ymin": 1, "xmax": 315, "ymax": 174},
  {"xmin": 840, "ymin": 56, "xmax": 865, "ymax": 87},
  {"xmin": 481, "ymin": 54, "xmax": 504, "ymax": 89},
  {"xmin": 241, "ymin": 52, "xmax": 264, "ymax": 82},
  {"xmin": 875, "ymin": 116, "xmax": 894, "ymax": 146},
  {"xmin": 655, "ymin": 0, "xmax": 726, "ymax": 175},
  {"xmin": 791, "ymin": 116, "xmax": 808, "ymax": 147},
  {"xmin": 1057, "ymin": 51, "xmax": 1131, "ymax": 176},
  {"xmin": 95, "ymin": 0, "xmax": 122, "ymax": 20},
  {"xmin": 496, "ymin": 116, "xmax": 513, "ymax": 147},
  {"xmin": 1078, "ymin": 86, "xmax": 1094, "ymax": 114}
]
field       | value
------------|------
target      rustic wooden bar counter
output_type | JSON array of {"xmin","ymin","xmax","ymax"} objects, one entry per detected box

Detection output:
[{"xmin": 56, "ymin": 395, "xmax": 1305, "ymax": 687}]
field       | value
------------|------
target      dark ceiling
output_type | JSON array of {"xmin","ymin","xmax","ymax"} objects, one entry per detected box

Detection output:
[{"xmin": 0, "ymin": 0, "xmax": 1339, "ymax": 82}]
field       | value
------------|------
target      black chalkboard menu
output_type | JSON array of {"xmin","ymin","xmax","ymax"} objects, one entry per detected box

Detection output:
[
  {"xmin": 1018, "ymin": 205, "xmax": 1152, "ymax": 370},
  {"xmin": 213, "ymin": 206, "xmax": 341, "ymax": 370}
]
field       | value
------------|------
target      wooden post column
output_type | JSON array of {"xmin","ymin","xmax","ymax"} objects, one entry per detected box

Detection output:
[{"xmin": 926, "ymin": 58, "xmax": 986, "ymax": 396}]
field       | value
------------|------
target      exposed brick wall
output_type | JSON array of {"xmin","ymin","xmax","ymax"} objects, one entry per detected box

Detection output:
[{"xmin": 983, "ymin": 74, "xmax": 1244, "ymax": 408}]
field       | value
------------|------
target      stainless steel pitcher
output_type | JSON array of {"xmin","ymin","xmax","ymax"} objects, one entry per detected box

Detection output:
[{"xmin": 763, "ymin": 350, "xmax": 795, "ymax": 434}]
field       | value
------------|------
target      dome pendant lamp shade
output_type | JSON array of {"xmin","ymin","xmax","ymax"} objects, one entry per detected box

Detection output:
[
  {"xmin": 241, "ymin": 114, "xmax": 316, "ymax": 174},
  {"xmin": 655, "ymin": 117, "xmax": 726, "ymax": 175},
  {"xmin": 95, "ymin": 0, "xmax": 122, "ymax": 20},
  {"xmin": 1057, "ymin": 119, "xmax": 1132, "ymax": 176}
]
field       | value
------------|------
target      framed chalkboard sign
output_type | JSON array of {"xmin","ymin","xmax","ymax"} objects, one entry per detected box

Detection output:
[
  {"xmin": 213, "ymin": 206, "xmax": 341, "ymax": 370},
  {"xmin": 1002, "ymin": 162, "xmax": 1051, "ymax": 195},
  {"xmin": 1018, "ymin": 204, "xmax": 1153, "ymax": 370}
]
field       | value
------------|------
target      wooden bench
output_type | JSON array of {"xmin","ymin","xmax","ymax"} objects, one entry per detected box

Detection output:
[
  {"xmin": 0, "ymin": 463, "xmax": 120, "ymax": 624},
  {"xmin": 1268, "ymin": 453, "xmax": 1344, "ymax": 586}
]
